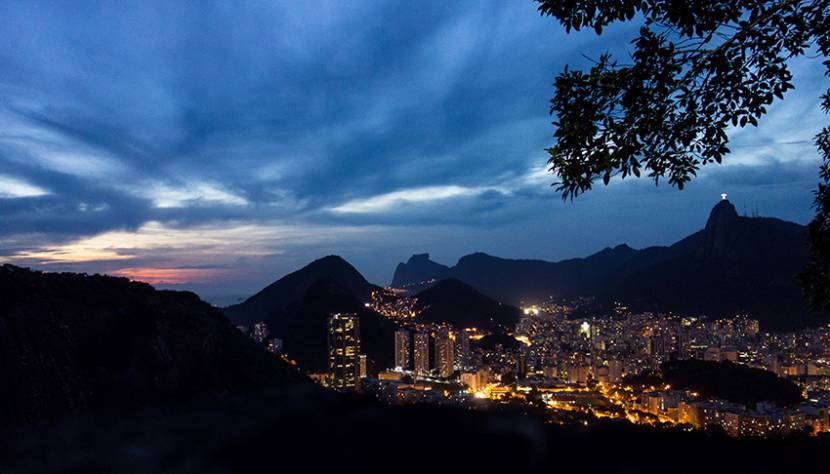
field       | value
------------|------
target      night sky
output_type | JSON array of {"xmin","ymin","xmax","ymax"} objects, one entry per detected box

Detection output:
[{"xmin": 1, "ymin": 1, "xmax": 827, "ymax": 301}]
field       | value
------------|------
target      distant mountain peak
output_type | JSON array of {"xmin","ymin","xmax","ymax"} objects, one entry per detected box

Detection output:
[
  {"xmin": 391, "ymin": 252, "xmax": 449, "ymax": 288},
  {"xmin": 307, "ymin": 254, "xmax": 351, "ymax": 267},
  {"xmin": 466, "ymin": 251, "xmax": 493, "ymax": 258},
  {"xmin": 701, "ymin": 199, "xmax": 741, "ymax": 260},
  {"xmin": 407, "ymin": 253, "xmax": 432, "ymax": 263},
  {"xmin": 593, "ymin": 243, "xmax": 635, "ymax": 256},
  {"xmin": 455, "ymin": 252, "xmax": 498, "ymax": 266},
  {"xmin": 708, "ymin": 198, "xmax": 739, "ymax": 223}
]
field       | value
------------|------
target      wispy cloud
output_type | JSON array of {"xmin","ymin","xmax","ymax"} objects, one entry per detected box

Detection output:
[
  {"xmin": 329, "ymin": 185, "xmax": 511, "ymax": 214},
  {"xmin": 0, "ymin": 174, "xmax": 49, "ymax": 198},
  {"xmin": 137, "ymin": 181, "xmax": 249, "ymax": 209}
]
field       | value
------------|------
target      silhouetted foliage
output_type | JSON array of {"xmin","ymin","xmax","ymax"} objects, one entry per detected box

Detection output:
[
  {"xmin": 626, "ymin": 359, "xmax": 804, "ymax": 408},
  {"xmin": 537, "ymin": 0, "xmax": 830, "ymax": 310}
]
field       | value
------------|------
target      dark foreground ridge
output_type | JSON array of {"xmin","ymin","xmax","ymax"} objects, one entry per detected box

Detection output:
[
  {"xmin": 0, "ymin": 264, "xmax": 303, "ymax": 426},
  {"xmin": 2, "ymin": 386, "xmax": 828, "ymax": 473}
]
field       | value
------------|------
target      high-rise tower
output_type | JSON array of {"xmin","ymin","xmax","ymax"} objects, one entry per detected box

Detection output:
[
  {"xmin": 434, "ymin": 329, "xmax": 455, "ymax": 378},
  {"xmin": 413, "ymin": 331, "xmax": 429, "ymax": 374},
  {"xmin": 394, "ymin": 329, "xmax": 410, "ymax": 370},
  {"xmin": 327, "ymin": 313, "xmax": 361, "ymax": 389}
]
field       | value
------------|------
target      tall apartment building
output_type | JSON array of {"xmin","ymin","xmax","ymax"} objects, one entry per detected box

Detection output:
[
  {"xmin": 327, "ymin": 313, "xmax": 361, "ymax": 389},
  {"xmin": 434, "ymin": 329, "xmax": 455, "ymax": 378},
  {"xmin": 413, "ymin": 331, "xmax": 430, "ymax": 374},
  {"xmin": 394, "ymin": 329, "xmax": 410, "ymax": 370},
  {"xmin": 457, "ymin": 329, "xmax": 471, "ymax": 370}
]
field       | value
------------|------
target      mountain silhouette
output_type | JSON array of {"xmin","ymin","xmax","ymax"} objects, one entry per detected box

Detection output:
[
  {"xmin": 611, "ymin": 199, "xmax": 814, "ymax": 329},
  {"xmin": 414, "ymin": 278, "xmax": 521, "ymax": 330},
  {"xmin": 0, "ymin": 264, "xmax": 303, "ymax": 426},
  {"xmin": 223, "ymin": 256, "xmax": 395, "ymax": 372},
  {"xmin": 699, "ymin": 198, "xmax": 742, "ymax": 260},
  {"xmin": 224, "ymin": 255, "xmax": 376, "ymax": 326},
  {"xmin": 391, "ymin": 253, "xmax": 449, "ymax": 289},
  {"xmin": 393, "ymin": 199, "xmax": 825, "ymax": 330}
]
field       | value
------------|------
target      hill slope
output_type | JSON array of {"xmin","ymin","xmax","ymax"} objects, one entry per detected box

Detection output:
[
  {"xmin": 0, "ymin": 265, "xmax": 302, "ymax": 426},
  {"xmin": 628, "ymin": 360, "xmax": 804, "ymax": 408},
  {"xmin": 414, "ymin": 278, "xmax": 521, "ymax": 330},
  {"xmin": 224, "ymin": 255, "xmax": 376, "ymax": 326},
  {"xmin": 223, "ymin": 256, "xmax": 395, "ymax": 372}
]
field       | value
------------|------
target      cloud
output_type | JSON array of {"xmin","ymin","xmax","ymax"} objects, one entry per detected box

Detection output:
[
  {"xmin": 0, "ymin": 0, "xmax": 827, "ymax": 292},
  {"xmin": 328, "ymin": 185, "xmax": 511, "ymax": 214},
  {"xmin": 0, "ymin": 174, "xmax": 49, "ymax": 198},
  {"xmin": 138, "ymin": 181, "xmax": 249, "ymax": 209}
]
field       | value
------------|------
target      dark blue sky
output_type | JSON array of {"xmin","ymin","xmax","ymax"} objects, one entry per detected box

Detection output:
[{"xmin": 0, "ymin": 0, "xmax": 826, "ymax": 299}]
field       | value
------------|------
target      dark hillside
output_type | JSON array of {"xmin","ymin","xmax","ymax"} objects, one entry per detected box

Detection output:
[{"xmin": 0, "ymin": 265, "xmax": 302, "ymax": 426}]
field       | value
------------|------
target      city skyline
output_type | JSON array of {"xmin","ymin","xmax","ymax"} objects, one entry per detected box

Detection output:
[
  {"xmin": 287, "ymin": 280, "xmax": 830, "ymax": 438},
  {"xmin": 1, "ymin": 0, "xmax": 828, "ymax": 296}
]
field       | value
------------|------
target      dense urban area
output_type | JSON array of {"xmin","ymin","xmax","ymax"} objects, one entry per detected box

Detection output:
[{"xmin": 241, "ymin": 287, "xmax": 830, "ymax": 439}]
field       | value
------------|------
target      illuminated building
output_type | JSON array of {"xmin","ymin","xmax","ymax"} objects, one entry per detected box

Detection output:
[
  {"xmin": 252, "ymin": 321, "xmax": 269, "ymax": 343},
  {"xmin": 596, "ymin": 365, "xmax": 610, "ymax": 384},
  {"xmin": 567, "ymin": 365, "xmax": 590, "ymax": 385},
  {"xmin": 308, "ymin": 372, "xmax": 329, "ymax": 385},
  {"xmin": 378, "ymin": 370, "xmax": 403, "ymax": 381},
  {"xmin": 579, "ymin": 321, "xmax": 591, "ymax": 338},
  {"xmin": 457, "ymin": 329, "xmax": 472, "ymax": 369},
  {"xmin": 461, "ymin": 367, "xmax": 492, "ymax": 391},
  {"xmin": 460, "ymin": 372, "xmax": 477, "ymax": 390},
  {"xmin": 359, "ymin": 354, "xmax": 368, "ymax": 379},
  {"xmin": 327, "ymin": 313, "xmax": 361, "ymax": 390},
  {"xmin": 704, "ymin": 346, "xmax": 722, "ymax": 361},
  {"xmin": 414, "ymin": 331, "xmax": 430, "ymax": 374},
  {"xmin": 722, "ymin": 348, "xmax": 738, "ymax": 362},
  {"xmin": 434, "ymin": 329, "xmax": 455, "ymax": 378},
  {"xmin": 394, "ymin": 329, "xmax": 410, "ymax": 370},
  {"xmin": 266, "ymin": 338, "xmax": 283, "ymax": 354},
  {"xmin": 542, "ymin": 365, "xmax": 558, "ymax": 380},
  {"xmin": 348, "ymin": 306, "xmax": 830, "ymax": 438},
  {"xmin": 678, "ymin": 400, "xmax": 701, "ymax": 426},
  {"xmin": 516, "ymin": 351, "xmax": 527, "ymax": 379},
  {"xmin": 607, "ymin": 359, "xmax": 623, "ymax": 383}
]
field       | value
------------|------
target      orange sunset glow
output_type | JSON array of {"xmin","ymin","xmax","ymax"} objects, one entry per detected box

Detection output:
[{"xmin": 111, "ymin": 267, "xmax": 223, "ymax": 285}]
